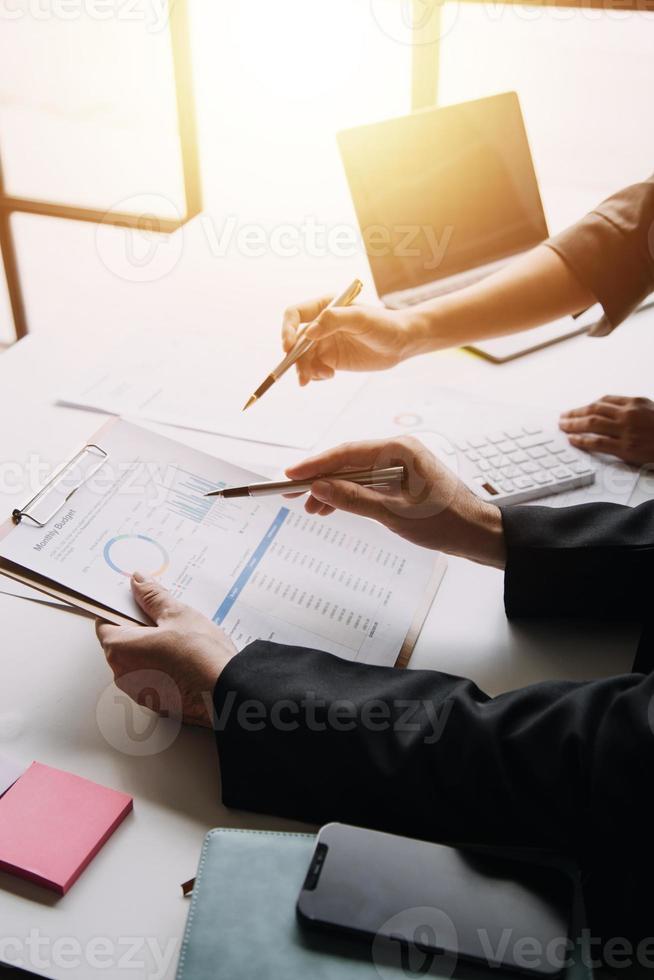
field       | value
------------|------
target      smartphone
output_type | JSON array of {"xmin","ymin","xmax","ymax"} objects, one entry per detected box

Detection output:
[{"xmin": 296, "ymin": 824, "xmax": 574, "ymax": 977}]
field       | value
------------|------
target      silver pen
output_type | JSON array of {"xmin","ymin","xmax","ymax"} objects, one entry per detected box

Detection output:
[{"xmin": 204, "ymin": 466, "xmax": 405, "ymax": 499}]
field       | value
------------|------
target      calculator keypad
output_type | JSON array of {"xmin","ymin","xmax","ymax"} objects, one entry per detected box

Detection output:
[{"xmin": 458, "ymin": 427, "xmax": 595, "ymax": 504}]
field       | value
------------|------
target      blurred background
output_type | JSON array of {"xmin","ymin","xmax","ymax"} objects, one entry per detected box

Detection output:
[{"xmin": 1, "ymin": 0, "xmax": 653, "ymax": 345}]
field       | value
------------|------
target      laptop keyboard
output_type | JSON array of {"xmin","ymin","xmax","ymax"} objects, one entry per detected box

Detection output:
[
  {"xmin": 385, "ymin": 257, "xmax": 508, "ymax": 309},
  {"xmin": 456, "ymin": 425, "xmax": 595, "ymax": 505}
]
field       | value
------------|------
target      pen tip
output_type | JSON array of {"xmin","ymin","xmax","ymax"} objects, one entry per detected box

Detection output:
[{"xmin": 242, "ymin": 395, "xmax": 256, "ymax": 412}]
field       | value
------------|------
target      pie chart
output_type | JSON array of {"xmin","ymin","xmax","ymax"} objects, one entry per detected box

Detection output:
[
  {"xmin": 103, "ymin": 535, "xmax": 169, "ymax": 578},
  {"xmin": 393, "ymin": 412, "xmax": 422, "ymax": 428}
]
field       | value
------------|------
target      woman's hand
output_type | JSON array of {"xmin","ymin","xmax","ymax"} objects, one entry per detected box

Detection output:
[
  {"xmin": 559, "ymin": 395, "xmax": 654, "ymax": 466},
  {"xmin": 96, "ymin": 573, "xmax": 237, "ymax": 728},
  {"xmin": 281, "ymin": 295, "xmax": 424, "ymax": 386},
  {"xmin": 285, "ymin": 437, "xmax": 506, "ymax": 568}
]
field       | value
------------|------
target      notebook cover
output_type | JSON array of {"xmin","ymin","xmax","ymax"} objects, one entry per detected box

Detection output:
[
  {"xmin": 176, "ymin": 829, "xmax": 592, "ymax": 980},
  {"xmin": 0, "ymin": 762, "xmax": 132, "ymax": 894}
]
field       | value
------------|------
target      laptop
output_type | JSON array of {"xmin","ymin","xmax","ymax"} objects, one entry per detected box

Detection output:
[{"xmin": 337, "ymin": 92, "xmax": 590, "ymax": 362}]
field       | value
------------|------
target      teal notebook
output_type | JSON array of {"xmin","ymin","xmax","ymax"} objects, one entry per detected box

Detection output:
[{"xmin": 176, "ymin": 829, "xmax": 592, "ymax": 980}]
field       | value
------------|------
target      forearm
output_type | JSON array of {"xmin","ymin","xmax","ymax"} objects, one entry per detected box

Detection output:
[
  {"xmin": 420, "ymin": 491, "xmax": 654, "ymax": 618},
  {"xmin": 405, "ymin": 245, "xmax": 595, "ymax": 353},
  {"xmin": 214, "ymin": 642, "xmax": 653, "ymax": 855},
  {"xmin": 404, "ymin": 174, "xmax": 654, "ymax": 352},
  {"xmin": 503, "ymin": 499, "xmax": 654, "ymax": 619}
]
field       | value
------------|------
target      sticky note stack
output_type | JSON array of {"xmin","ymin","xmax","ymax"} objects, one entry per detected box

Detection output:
[{"xmin": 0, "ymin": 759, "xmax": 132, "ymax": 894}]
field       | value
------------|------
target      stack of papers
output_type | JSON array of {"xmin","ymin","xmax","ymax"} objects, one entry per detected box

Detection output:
[{"xmin": 58, "ymin": 325, "xmax": 366, "ymax": 450}]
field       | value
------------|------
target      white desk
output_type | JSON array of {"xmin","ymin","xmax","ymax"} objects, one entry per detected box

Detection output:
[{"xmin": 0, "ymin": 299, "xmax": 651, "ymax": 978}]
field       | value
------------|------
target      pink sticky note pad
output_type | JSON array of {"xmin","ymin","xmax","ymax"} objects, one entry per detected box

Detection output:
[{"xmin": 0, "ymin": 762, "xmax": 133, "ymax": 894}]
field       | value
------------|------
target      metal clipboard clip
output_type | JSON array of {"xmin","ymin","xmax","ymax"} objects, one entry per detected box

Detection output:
[{"xmin": 12, "ymin": 443, "xmax": 109, "ymax": 528}]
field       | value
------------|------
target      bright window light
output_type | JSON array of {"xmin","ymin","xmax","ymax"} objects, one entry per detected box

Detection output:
[{"xmin": 438, "ymin": 4, "xmax": 654, "ymax": 230}]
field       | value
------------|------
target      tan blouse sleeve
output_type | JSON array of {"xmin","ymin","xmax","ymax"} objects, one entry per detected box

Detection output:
[{"xmin": 545, "ymin": 174, "xmax": 654, "ymax": 335}]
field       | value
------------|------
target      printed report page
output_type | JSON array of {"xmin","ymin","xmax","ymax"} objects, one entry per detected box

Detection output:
[
  {"xmin": 58, "ymin": 325, "xmax": 365, "ymax": 450},
  {"xmin": 0, "ymin": 421, "xmax": 442, "ymax": 667}
]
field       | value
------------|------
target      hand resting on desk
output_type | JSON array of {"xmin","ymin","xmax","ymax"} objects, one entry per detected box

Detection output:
[{"xmin": 560, "ymin": 394, "xmax": 654, "ymax": 466}]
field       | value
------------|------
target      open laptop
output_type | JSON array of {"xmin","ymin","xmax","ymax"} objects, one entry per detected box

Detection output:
[{"xmin": 337, "ymin": 92, "xmax": 590, "ymax": 362}]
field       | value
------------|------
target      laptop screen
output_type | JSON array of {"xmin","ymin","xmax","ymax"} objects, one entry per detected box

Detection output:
[{"xmin": 337, "ymin": 92, "xmax": 548, "ymax": 299}]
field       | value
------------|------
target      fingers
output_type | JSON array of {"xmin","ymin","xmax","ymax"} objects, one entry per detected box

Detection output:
[
  {"xmin": 296, "ymin": 348, "xmax": 335, "ymax": 387},
  {"xmin": 566, "ymin": 433, "xmax": 620, "ymax": 455},
  {"xmin": 304, "ymin": 494, "xmax": 326, "ymax": 516},
  {"xmin": 130, "ymin": 573, "xmax": 184, "ymax": 625},
  {"xmin": 559, "ymin": 414, "xmax": 621, "ymax": 437},
  {"xmin": 283, "ymin": 489, "xmax": 333, "ymax": 515},
  {"xmin": 304, "ymin": 307, "xmax": 361, "ymax": 343},
  {"xmin": 594, "ymin": 394, "xmax": 631, "ymax": 406},
  {"xmin": 560, "ymin": 401, "xmax": 621, "ymax": 421},
  {"xmin": 310, "ymin": 479, "xmax": 389, "ymax": 524},
  {"xmin": 302, "ymin": 494, "xmax": 335, "ymax": 517},
  {"xmin": 559, "ymin": 395, "xmax": 638, "ymax": 422},
  {"xmin": 282, "ymin": 296, "xmax": 333, "ymax": 353},
  {"xmin": 286, "ymin": 440, "xmax": 393, "ymax": 480},
  {"xmin": 95, "ymin": 618, "xmax": 152, "ymax": 675},
  {"xmin": 95, "ymin": 619, "xmax": 123, "ymax": 647}
]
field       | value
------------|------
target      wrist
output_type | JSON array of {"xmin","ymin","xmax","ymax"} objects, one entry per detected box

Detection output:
[
  {"xmin": 400, "ymin": 293, "xmax": 467, "ymax": 356},
  {"xmin": 447, "ymin": 493, "xmax": 506, "ymax": 569},
  {"xmin": 398, "ymin": 307, "xmax": 439, "ymax": 358}
]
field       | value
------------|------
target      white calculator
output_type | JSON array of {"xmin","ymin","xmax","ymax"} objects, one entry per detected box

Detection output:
[{"xmin": 456, "ymin": 425, "xmax": 595, "ymax": 505}]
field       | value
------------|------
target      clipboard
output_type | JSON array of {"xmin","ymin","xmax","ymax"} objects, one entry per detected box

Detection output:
[
  {"xmin": 0, "ymin": 419, "xmax": 447, "ymax": 665},
  {"xmin": 0, "ymin": 419, "xmax": 144, "ymax": 627}
]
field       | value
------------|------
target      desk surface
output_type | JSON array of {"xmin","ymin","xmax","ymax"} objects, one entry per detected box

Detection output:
[{"xmin": 0, "ymin": 293, "xmax": 651, "ymax": 978}]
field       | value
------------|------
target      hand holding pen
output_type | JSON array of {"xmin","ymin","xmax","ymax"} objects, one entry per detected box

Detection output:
[
  {"xmin": 271, "ymin": 437, "xmax": 506, "ymax": 568},
  {"xmin": 280, "ymin": 285, "xmax": 418, "ymax": 387},
  {"xmin": 243, "ymin": 278, "xmax": 363, "ymax": 410}
]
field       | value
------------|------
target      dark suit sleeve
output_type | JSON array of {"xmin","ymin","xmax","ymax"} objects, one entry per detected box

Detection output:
[
  {"xmin": 213, "ymin": 642, "xmax": 653, "ymax": 859},
  {"xmin": 545, "ymin": 173, "xmax": 654, "ymax": 334},
  {"xmin": 213, "ymin": 499, "xmax": 654, "ymax": 846},
  {"xmin": 501, "ymin": 499, "xmax": 654, "ymax": 620}
]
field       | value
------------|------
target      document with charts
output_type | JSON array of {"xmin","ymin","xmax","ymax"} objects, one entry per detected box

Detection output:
[{"xmin": 0, "ymin": 421, "xmax": 445, "ymax": 668}]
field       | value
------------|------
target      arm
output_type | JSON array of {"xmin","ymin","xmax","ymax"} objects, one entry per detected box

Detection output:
[
  {"xmin": 94, "ymin": 443, "xmax": 654, "ymax": 940},
  {"xmin": 97, "ymin": 568, "xmax": 654, "ymax": 849},
  {"xmin": 502, "ymin": 499, "xmax": 654, "ymax": 620},
  {"xmin": 289, "ymin": 438, "xmax": 654, "ymax": 624},
  {"xmin": 284, "ymin": 247, "xmax": 594, "ymax": 383},
  {"xmin": 414, "ymin": 173, "xmax": 654, "ymax": 348},
  {"xmin": 213, "ymin": 640, "xmax": 653, "ymax": 857},
  {"xmin": 408, "ymin": 244, "xmax": 595, "ymax": 351},
  {"xmin": 96, "ymin": 438, "xmax": 654, "ymax": 711},
  {"xmin": 284, "ymin": 174, "xmax": 654, "ymax": 382}
]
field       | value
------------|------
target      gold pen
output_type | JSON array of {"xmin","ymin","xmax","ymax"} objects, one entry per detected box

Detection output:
[
  {"xmin": 204, "ymin": 466, "xmax": 405, "ymax": 499},
  {"xmin": 242, "ymin": 277, "xmax": 363, "ymax": 411}
]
